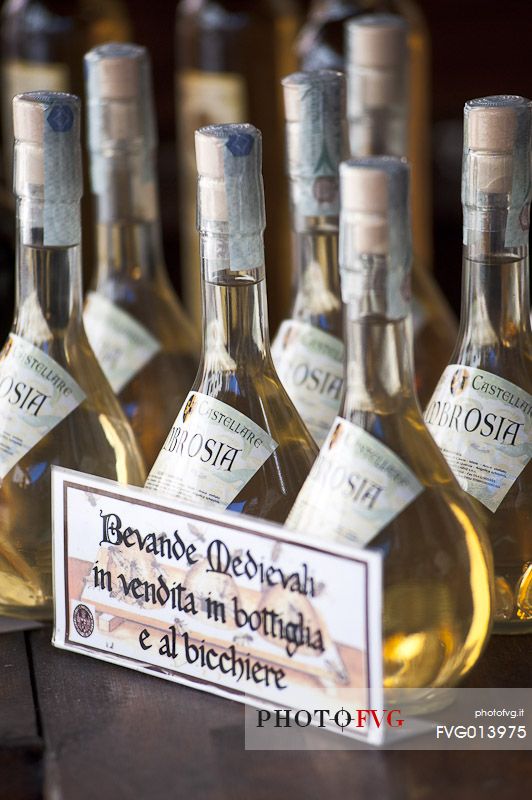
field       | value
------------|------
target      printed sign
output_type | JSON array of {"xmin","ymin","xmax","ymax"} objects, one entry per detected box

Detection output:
[
  {"xmin": 0, "ymin": 334, "xmax": 85, "ymax": 479},
  {"xmin": 425, "ymin": 365, "xmax": 532, "ymax": 511},
  {"xmin": 52, "ymin": 467, "xmax": 383, "ymax": 743}
]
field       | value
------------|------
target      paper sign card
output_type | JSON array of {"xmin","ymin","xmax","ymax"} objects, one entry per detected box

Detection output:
[{"xmin": 52, "ymin": 467, "xmax": 383, "ymax": 743}]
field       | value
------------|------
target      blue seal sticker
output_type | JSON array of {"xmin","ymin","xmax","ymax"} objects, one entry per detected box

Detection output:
[
  {"xmin": 226, "ymin": 133, "xmax": 254, "ymax": 157},
  {"xmin": 47, "ymin": 104, "xmax": 74, "ymax": 133}
]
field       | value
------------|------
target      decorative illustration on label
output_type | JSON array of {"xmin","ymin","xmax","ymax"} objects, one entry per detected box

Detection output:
[
  {"xmin": 424, "ymin": 365, "xmax": 532, "ymax": 512},
  {"xmin": 271, "ymin": 320, "xmax": 344, "ymax": 446},
  {"xmin": 286, "ymin": 417, "xmax": 423, "ymax": 547},
  {"xmin": 145, "ymin": 391, "xmax": 278, "ymax": 510},
  {"xmin": 0, "ymin": 334, "xmax": 85, "ymax": 479},
  {"xmin": 83, "ymin": 292, "xmax": 161, "ymax": 394}
]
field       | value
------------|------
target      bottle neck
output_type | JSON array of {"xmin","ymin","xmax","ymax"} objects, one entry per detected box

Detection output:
[
  {"xmin": 458, "ymin": 247, "xmax": 531, "ymax": 351},
  {"xmin": 341, "ymin": 306, "xmax": 416, "ymax": 417},
  {"xmin": 290, "ymin": 215, "xmax": 342, "ymax": 331},
  {"xmin": 14, "ymin": 198, "xmax": 83, "ymax": 341},
  {"xmin": 200, "ymin": 233, "xmax": 270, "ymax": 374},
  {"xmin": 348, "ymin": 107, "xmax": 407, "ymax": 162},
  {"xmin": 90, "ymin": 148, "xmax": 166, "ymax": 285}
]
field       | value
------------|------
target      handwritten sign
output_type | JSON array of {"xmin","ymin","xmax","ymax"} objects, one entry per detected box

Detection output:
[{"xmin": 52, "ymin": 467, "xmax": 383, "ymax": 742}]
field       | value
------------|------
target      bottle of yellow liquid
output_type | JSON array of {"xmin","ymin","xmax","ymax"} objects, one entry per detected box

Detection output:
[
  {"xmin": 287, "ymin": 156, "xmax": 493, "ymax": 690},
  {"xmin": 425, "ymin": 96, "xmax": 532, "ymax": 633},
  {"xmin": 83, "ymin": 43, "xmax": 199, "ymax": 470},
  {"xmin": 175, "ymin": 0, "xmax": 301, "ymax": 330},
  {"xmin": 146, "ymin": 124, "xmax": 318, "ymax": 523},
  {"xmin": 344, "ymin": 14, "xmax": 458, "ymax": 406},
  {"xmin": 0, "ymin": 92, "xmax": 145, "ymax": 620},
  {"xmin": 271, "ymin": 69, "xmax": 347, "ymax": 446}
]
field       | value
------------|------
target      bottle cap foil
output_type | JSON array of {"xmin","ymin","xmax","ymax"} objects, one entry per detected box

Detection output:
[
  {"xmin": 195, "ymin": 123, "xmax": 265, "ymax": 272},
  {"xmin": 339, "ymin": 156, "xmax": 411, "ymax": 318},
  {"xmin": 13, "ymin": 91, "xmax": 82, "ymax": 246},
  {"xmin": 462, "ymin": 95, "xmax": 532, "ymax": 247},
  {"xmin": 282, "ymin": 69, "xmax": 347, "ymax": 219}
]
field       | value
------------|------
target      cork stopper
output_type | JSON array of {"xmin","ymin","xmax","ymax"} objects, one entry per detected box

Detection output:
[
  {"xmin": 13, "ymin": 91, "xmax": 82, "ymax": 246},
  {"xmin": 282, "ymin": 70, "xmax": 347, "ymax": 220},
  {"xmin": 13, "ymin": 92, "xmax": 81, "ymax": 195},
  {"xmin": 84, "ymin": 43, "xmax": 156, "ymax": 149},
  {"xmin": 346, "ymin": 14, "xmax": 408, "ymax": 69},
  {"xmin": 345, "ymin": 14, "xmax": 408, "ymax": 113},
  {"xmin": 195, "ymin": 124, "xmax": 265, "ymax": 272},
  {"xmin": 462, "ymin": 96, "xmax": 532, "ymax": 248},
  {"xmin": 463, "ymin": 96, "xmax": 531, "ymax": 195},
  {"xmin": 339, "ymin": 156, "xmax": 411, "ymax": 317}
]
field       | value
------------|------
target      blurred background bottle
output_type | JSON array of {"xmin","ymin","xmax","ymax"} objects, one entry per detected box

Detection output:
[
  {"xmin": 84, "ymin": 43, "xmax": 199, "ymax": 470},
  {"xmin": 0, "ymin": 0, "xmax": 132, "ymax": 343},
  {"xmin": 175, "ymin": 0, "xmax": 302, "ymax": 331}
]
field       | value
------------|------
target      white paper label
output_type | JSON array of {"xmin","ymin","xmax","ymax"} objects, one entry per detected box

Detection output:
[
  {"xmin": 83, "ymin": 292, "xmax": 161, "ymax": 393},
  {"xmin": 0, "ymin": 334, "xmax": 85, "ymax": 479},
  {"xmin": 145, "ymin": 391, "xmax": 278, "ymax": 510},
  {"xmin": 271, "ymin": 320, "xmax": 344, "ymax": 446},
  {"xmin": 286, "ymin": 417, "xmax": 424, "ymax": 547},
  {"xmin": 424, "ymin": 365, "xmax": 532, "ymax": 512}
]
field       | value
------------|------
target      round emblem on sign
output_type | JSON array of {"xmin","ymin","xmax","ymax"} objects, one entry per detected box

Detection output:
[{"xmin": 73, "ymin": 604, "xmax": 94, "ymax": 638}]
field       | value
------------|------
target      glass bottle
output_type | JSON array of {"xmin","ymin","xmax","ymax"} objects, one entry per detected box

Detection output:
[
  {"xmin": 298, "ymin": 1, "xmax": 430, "ymax": 262},
  {"xmin": 345, "ymin": 14, "xmax": 457, "ymax": 406},
  {"xmin": 287, "ymin": 156, "xmax": 492, "ymax": 689},
  {"xmin": 0, "ymin": 0, "xmax": 132, "ymax": 293},
  {"xmin": 271, "ymin": 70, "xmax": 347, "ymax": 447},
  {"xmin": 0, "ymin": 92, "xmax": 145, "ymax": 620},
  {"xmin": 146, "ymin": 123, "xmax": 318, "ymax": 523},
  {"xmin": 83, "ymin": 43, "xmax": 199, "ymax": 470},
  {"xmin": 424, "ymin": 96, "xmax": 532, "ymax": 633},
  {"xmin": 175, "ymin": 0, "xmax": 301, "ymax": 331}
]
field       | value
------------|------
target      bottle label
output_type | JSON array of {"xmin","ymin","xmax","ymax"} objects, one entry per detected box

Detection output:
[
  {"xmin": 286, "ymin": 417, "xmax": 423, "ymax": 547},
  {"xmin": 176, "ymin": 69, "xmax": 247, "ymax": 322},
  {"xmin": 271, "ymin": 320, "xmax": 344, "ymax": 446},
  {"xmin": 424, "ymin": 365, "xmax": 532, "ymax": 512},
  {"xmin": 145, "ymin": 391, "xmax": 278, "ymax": 510},
  {"xmin": 0, "ymin": 334, "xmax": 85, "ymax": 480},
  {"xmin": 83, "ymin": 292, "xmax": 161, "ymax": 394}
]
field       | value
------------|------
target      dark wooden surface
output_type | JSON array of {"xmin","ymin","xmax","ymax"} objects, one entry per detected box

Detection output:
[{"xmin": 0, "ymin": 628, "xmax": 531, "ymax": 800}]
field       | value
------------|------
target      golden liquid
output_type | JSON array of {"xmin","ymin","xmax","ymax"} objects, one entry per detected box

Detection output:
[
  {"xmin": 192, "ymin": 276, "xmax": 318, "ymax": 523},
  {"xmin": 0, "ymin": 243, "xmax": 145, "ymax": 620},
  {"xmin": 95, "ymin": 274, "xmax": 200, "ymax": 471},
  {"xmin": 288, "ymin": 319, "xmax": 492, "ymax": 689}
]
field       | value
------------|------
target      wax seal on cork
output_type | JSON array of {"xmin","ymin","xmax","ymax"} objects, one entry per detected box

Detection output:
[
  {"xmin": 282, "ymin": 70, "xmax": 347, "ymax": 218},
  {"xmin": 346, "ymin": 14, "xmax": 408, "ymax": 113},
  {"xmin": 195, "ymin": 123, "xmax": 265, "ymax": 272},
  {"xmin": 85, "ymin": 43, "xmax": 156, "ymax": 149},
  {"xmin": 339, "ymin": 156, "xmax": 411, "ymax": 317},
  {"xmin": 13, "ymin": 91, "xmax": 81, "ymax": 246}
]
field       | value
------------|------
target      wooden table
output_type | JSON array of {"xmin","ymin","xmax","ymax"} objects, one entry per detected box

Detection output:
[{"xmin": 1, "ymin": 627, "xmax": 531, "ymax": 800}]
